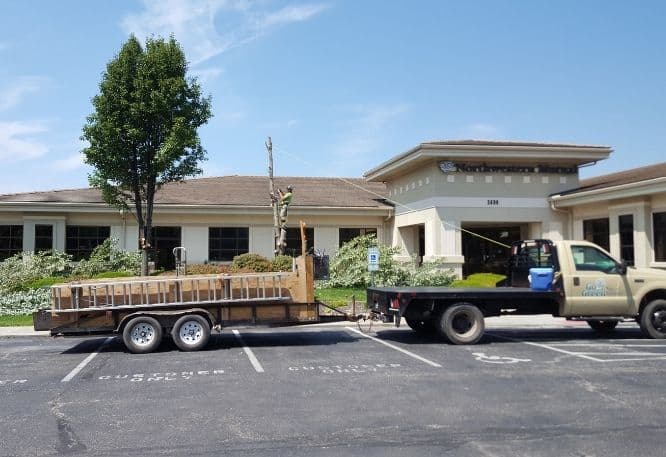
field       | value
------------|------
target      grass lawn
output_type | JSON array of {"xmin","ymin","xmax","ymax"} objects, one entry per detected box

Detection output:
[
  {"xmin": 0, "ymin": 314, "xmax": 33, "ymax": 327},
  {"xmin": 314, "ymin": 287, "xmax": 366, "ymax": 308},
  {"xmin": 452, "ymin": 273, "xmax": 506, "ymax": 288}
]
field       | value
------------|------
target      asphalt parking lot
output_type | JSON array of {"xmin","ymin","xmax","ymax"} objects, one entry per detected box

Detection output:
[{"xmin": 1, "ymin": 322, "xmax": 665, "ymax": 456}]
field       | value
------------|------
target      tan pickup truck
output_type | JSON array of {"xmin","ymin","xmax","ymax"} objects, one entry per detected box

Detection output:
[{"xmin": 368, "ymin": 239, "xmax": 666, "ymax": 344}]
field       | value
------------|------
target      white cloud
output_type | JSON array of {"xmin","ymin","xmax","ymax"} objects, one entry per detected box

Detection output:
[
  {"xmin": 53, "ymin": 152, "xmax": 87, "ymax": 171},
  {"xmin": 0, "ymin": 76, "xmax": 50, "ymax": 111},
  {"xmin": 459, "ymin": 123, "xmax": 502, "ymax": 139},
  {"xmin": 191, "ymin": 67, "xmax": 225, "ymax": 84},
  {"xmin": 331, "ymin": 103, "xmax": 410, "ymax": 159},
  {"xmin": 255, "ymin": 4, "xmax": 330, "ymax": 29},
  {"xmin": 0, "ymin": 121, "xmax": 49, "ymax": 161},
  {"xmin": 121, "ymin": 0, "xmax": 329, "ymax": 66}
]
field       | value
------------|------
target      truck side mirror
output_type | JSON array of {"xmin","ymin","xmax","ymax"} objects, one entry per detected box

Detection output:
[{"xmin": 617, "ymin": 260, "xmax": 628, "ymax": 275}]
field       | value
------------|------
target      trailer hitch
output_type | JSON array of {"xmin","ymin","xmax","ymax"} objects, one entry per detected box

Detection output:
[{"xmin": 355, "ymin": 310, "xmax": 383, "ymax": 333}]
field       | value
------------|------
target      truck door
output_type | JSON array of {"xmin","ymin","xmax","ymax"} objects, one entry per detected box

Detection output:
[{"xmin": 565, "ymin": 244, "xmax": 630, "ymax": 316}]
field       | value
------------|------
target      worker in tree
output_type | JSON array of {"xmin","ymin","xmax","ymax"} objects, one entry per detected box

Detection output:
[{"xmin": 278, "ymin": 185, "xmax": 294, "ymax": 224}]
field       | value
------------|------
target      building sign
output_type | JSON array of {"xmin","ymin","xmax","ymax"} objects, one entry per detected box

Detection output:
[{"xmin": 438, "ymin": 161, "xmax": 576, "ymax": 174}]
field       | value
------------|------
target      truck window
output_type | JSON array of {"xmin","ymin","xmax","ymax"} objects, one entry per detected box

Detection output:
[{"xmin": 570, "ymin": 245, "xmax": 618, "ymax": 274}]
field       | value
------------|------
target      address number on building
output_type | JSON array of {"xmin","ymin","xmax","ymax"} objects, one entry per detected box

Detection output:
[{"xmin": 487, "ymin": 199, "xmax": 500, "ymax": 207}]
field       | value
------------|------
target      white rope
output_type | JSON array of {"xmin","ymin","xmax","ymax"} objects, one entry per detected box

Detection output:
[{"xmin": 273, "ymin": 145, "xmax": 511, "ymax": 249}]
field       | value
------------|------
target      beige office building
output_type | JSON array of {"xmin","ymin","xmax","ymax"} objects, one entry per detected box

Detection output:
[{"xmin": 1, "ymin": 140, "xmax": 664, "ymax": 276}]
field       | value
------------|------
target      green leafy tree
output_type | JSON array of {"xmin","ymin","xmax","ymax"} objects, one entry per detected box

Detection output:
[{"xmin": 82, "ymin": 35, "xmax": 212, "ymax": 275}]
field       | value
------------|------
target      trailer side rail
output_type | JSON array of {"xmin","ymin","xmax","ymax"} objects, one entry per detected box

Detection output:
[{"xmin": 50, "ymin": 272, "xmax": 289, "ymax": 313}]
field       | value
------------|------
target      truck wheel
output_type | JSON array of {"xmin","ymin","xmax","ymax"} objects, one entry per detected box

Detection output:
[
  {"xmin": 438, "ymin": 304, "xmax": 484, "ymax": 344},
  {"xmin": 171, "ymin": 315, "xmax": 211, "ymax": 351},
  {"xmin": 123, "ymin": 316, "xmax": 163, "ymax": 354},
  {"xmin": 586, "ymin": 320, "xmax": 619, "ymax": 332},
  {"xmin": 639, "ymin": 299, "xmax": 666, "ymax": 339},
  {"xmin": 406, "ymin": 318, "xmax": 437, "ymax": 336}
]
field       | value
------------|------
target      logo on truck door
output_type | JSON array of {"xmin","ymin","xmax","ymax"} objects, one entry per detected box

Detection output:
[{"xmin": 582, "ymin": 279, "xmax": 608, "ymax": 297}]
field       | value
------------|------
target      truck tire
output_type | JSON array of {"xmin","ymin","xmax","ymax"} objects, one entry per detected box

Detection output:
[
  {"xmin": 122, "ymin": 316, "xmax": 163, "ymax": 354},
  {"xmin": 586, "ymin": 320, "xmax": 619, "ymax": 332},
  {"xmin": 171, "ymin": 314, "xmax": 211, "ymax": 351},
  {"xmin": 639, "ymin": 299, "xmax": 666, "ymax": 339},
  {"xmin": 406, "ymin": 318, "xmax": 437, "ymax": 336},
  {"xmin": 437, "ymin": 304, "xmax": 485, "ymax": 345}
]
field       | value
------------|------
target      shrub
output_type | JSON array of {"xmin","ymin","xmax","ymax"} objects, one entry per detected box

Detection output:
[
  {"xmin": 0, "ymin": 289, "xmax": 51, "ymax": 316},
  {"xmin": 402, "ymin": 256, "xmax": 456, "ymax": 286},
  {"xmin": 230, "ymin": 253, "xmax": 272, "ymax": 273},
  {"xmin": 72, "ymin": 238, "xmax": 141, "ymax": 277},
  {"xmin": 0, "ymin": 250, "xmax": 73, "ymax": 294},
  {"xmin": 326, "ymin": 234, "xmax": 407, "ymax": 288},
  {"xmin": 186, "ymin": 264, "xmax": 224, "ymax": 275},
  {"xmin": 271, "ymin": 255, "xmax": 293, "ymax": 272},
  {"xmin": 326, "ymin": 234, "xmax": 456, "ymax": 288}
]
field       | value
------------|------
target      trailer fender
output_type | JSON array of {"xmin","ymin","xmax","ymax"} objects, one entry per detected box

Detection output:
[{"xmin": 117, "ymin": 308, "xmax": 215, "ymax": 333}]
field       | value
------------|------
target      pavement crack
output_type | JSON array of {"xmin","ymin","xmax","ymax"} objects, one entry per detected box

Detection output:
[{"xmin": 49, "ymin": 395, "xmax": 87, "ymax": 454}]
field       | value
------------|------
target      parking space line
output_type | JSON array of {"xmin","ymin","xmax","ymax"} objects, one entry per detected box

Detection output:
[
  {"xmin": 232, "ymin": 330, "xmax": 265, "ymax": 373},
  {"xmin": 61, "ymin": 337, "xmax": 113, "ymax": 383},
  {"xmin": 490, "ymin": 334, "xmax": 604, "ymax": 362},
  {"xmin": 345, "ymin": 327, "xmax": 442, "ymax": 368}
]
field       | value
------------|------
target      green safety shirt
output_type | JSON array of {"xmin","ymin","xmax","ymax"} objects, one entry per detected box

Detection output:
[{"xmin": 281, "ymin": 192, "xmax": 293, "ymax": 206}]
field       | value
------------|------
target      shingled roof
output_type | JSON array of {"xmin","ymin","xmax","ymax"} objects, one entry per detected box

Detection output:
[
  {"xmin": 563, "ymin": 162, "xmax": 666, "ymax": 195},
  {"xmin": 0, "ymin": 176, "xmax": 390, "ymax": 208}
]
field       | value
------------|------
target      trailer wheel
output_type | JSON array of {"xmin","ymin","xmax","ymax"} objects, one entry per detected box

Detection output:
[
  {"xmin": 171, "ymin": 315, "xmax": 211, "ymax": 351},
  {"xmin": 123, "ymin": 316, "xmax": 163, "ymax": 354},
  {"xmin": 438, "ymin": 304, "xmax": 484, "ymax": 345},
  {"xmin": 406, "ymin": 319, "xmax": 437, "ymax": 336},
  {"xmin": 639, "ymin": 299, "xmax": 666, "ymax": 339},
  {"xmin": 586, "ymin": 320, "xmax": 619, "ymax": 332}
]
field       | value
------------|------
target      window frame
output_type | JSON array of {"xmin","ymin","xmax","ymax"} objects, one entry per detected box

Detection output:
[
  {"xmin": 208, "ymin": 227, "xmax": 249, "ymax": 261},
  {"xmin": 0, "ymin": 225, "xmax": 23, "ymax": 260},
  {"xmin": 65, "ymin": 225, "xmax": 111, "ymax": 261}
]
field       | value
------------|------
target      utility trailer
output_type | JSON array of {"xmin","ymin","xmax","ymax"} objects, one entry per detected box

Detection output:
[
  {"xmin": 368, "ymin": 239, "xmax": 666, "ymax": 344},
  {"xmin": 33, "ymin": 256, "xmax": 350, "ymax": 353}
]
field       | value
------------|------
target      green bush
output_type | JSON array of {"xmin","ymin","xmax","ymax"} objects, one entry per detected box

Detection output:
[
  {"xmin": 401, "ymin": 255, "xmax": 456, "ymax": 287},
  {"xmin": 326, "ymin": 234, "xmax": 455, "ymax": 288},
  {"xmin": 72, "ymin": 238, "xmax": 141, "ymax": 277},
  {"xmin": 271, "ymin": 255, "xmax": 293, "ymax": 272},
  {"xmin": 0, "ymin": 289, "xmax": 51, "ymax": 316},
  {"xmin": 326, "ymin": 234, "xmax": 407, "ymax": 287},
  {"xmin": 92, "ymin": 271, "xmax": 134, "ymax": 279},
  {"xmin": 230, "ymin": 253, "xmax": 272, "ymax": 273},
  {"xmin": 0, "ymin": 250, "xmax": 73, "ymax": 294},
  {"xmin": 186, "ymin": 264, "xmax": 224, "ymax": 275}
]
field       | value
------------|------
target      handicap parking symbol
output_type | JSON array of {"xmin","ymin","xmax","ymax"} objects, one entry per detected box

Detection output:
[{"xmin": 473, "ymin": 353, "xmax": 531, "ymax": 364}]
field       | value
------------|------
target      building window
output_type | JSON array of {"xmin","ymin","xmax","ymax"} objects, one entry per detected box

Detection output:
[
  {"xmin": 339, "ymin": 228, "xmax": 378, "ymax": 247},
  {"xmin": 619, "ymin": 215, "xmax": 634, "ymax": 266},
  {"xmin": 654, "ymin": 212, "xmax": 666, "ymax": 262},
  {"xmin": 285, "ymin": 227, "xmax": 314, "ymax": 256},
  {"xmin": 583, "ymin": 218, "xmax": 610, "ymax": 252},
  {"xmin": 34, "ymin": 224, "xmax": 53, "ymax": 252},
  {"xmin": 66, "ymin": 226, "xmax": 111, "ymax": 260},
  {"xmin": 209, "ymin": 227, "xmax": 249, "ymax": 261},
  {"xmin": 0, "ymin": 225, "xmax": 23, "ymax": 260}
]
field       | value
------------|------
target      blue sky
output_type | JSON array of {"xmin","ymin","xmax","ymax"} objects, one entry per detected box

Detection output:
[{"xmin": 1, "ymin": 0, "xmax": 665, "ymax": 194}]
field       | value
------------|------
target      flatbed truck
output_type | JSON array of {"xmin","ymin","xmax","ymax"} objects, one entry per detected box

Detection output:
[{"xmin": 368, "ymin": 239, "xmax": 666, "ymax": 344}]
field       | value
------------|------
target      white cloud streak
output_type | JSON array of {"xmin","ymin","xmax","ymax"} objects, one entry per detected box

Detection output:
[
  {"xmin": 0, "ymin": 121, "xmax": 49, "ymax": 161},
  {"xmin": 331, "ymin": 104, "xmax": 410, "ymax": 159},
  {"xmin": 53, "ymin": 153, "xmax": 87, "ymax": 171},
  {"xmin": 121, "ymin": 0, "xmax": 330, "ymax": 67},
  {"xmin": 0, "ymin": 76, "xmax": 50, "ymax": 111}
]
